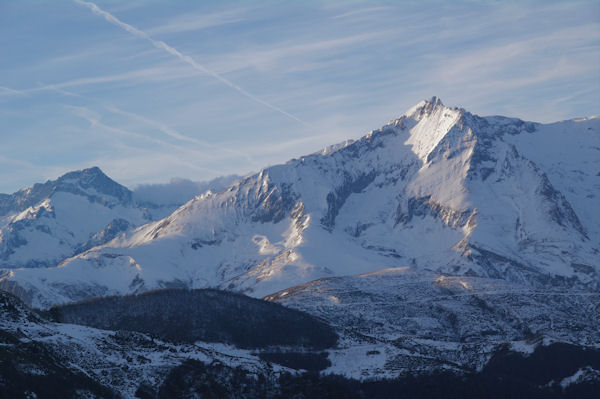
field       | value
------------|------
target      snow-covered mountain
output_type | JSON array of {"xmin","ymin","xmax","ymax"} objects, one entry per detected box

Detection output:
[
  {"xmin": 0, "ymin": 167, "xmax": 154, "ymax": 269},
  {"xmin": 0, "ymin": 168, "xmax": 238, "ymax": 271},
  {"xmin": 2, "ymin": 97, "xmax": 599, "ymax": 308}
]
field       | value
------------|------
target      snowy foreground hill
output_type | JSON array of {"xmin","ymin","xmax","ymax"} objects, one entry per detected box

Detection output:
[{"xmin": 1, "ymin": 97, "xmax": 599, "ymax": 397}]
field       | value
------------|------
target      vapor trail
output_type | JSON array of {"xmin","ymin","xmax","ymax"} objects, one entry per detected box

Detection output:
[{"xmin": 74, "ymin": 0, "xmax": 310, "ymax": 127}]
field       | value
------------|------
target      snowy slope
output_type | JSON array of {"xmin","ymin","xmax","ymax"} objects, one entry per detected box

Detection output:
[
  {"xmin": 0, "ymin": 167, "xmax": 154, "ymax": 269},
  {"xmin": 3, "ymin": 97, "xmax": 599, "ymax": 308},
  {"xmin": 0, "ymin": 168, "xmax": 233, "ymax": 270},
  {"xmin": 0, "ymin": 290, "xmax": 294, "ymax": 398},
  {"xmin": 265, "ymin": 266, "xmax": 600, "ymax": 378},
  {"xmin": 3, "ymin": 282, "xmax": 597, "ymax": 396}
]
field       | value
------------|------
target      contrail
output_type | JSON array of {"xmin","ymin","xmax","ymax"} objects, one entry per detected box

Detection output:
[
  {"xmin": 74, "ymin": 0, "xmax": 310, "ymax": 127},
  {"xmin": 0, "ymin": 86, "xmax": 24, "ymax": 95}
]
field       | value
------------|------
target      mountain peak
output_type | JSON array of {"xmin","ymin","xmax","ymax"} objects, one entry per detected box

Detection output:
[
  {"xmin": 54, "ymin": 166, "xmax": 132, "ymax": 203},
  {"xmin": 426, "ymin": 95, "xmax": 444, "ymax": 108},
  {"xmin": 400, "ymin": 97, "xmax": 463, "ymax": 161},
  {"xmin": 403, "ymin": 96, "xmax": 446, "ymax": 121},
  {"xmin": 57, "ymin": 166, "xmax": 107, "ymax": 182},
  {"xmin": 0, "ymin": 167, "xmax": 133, "ymax": 217}
]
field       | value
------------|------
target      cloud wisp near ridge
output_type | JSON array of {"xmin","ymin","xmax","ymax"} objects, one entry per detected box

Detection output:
[{"xmin": 74, "ymin": 0, "xmax": 310, "ymax": 127}]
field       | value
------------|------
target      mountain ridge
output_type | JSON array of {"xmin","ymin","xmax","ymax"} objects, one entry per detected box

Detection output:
[
  {"xmin": 0, "ymin": 166, "xmax": 131, "ymax": 216},
  {"xmin": 0, "ymin": 167, "xmax": 242, "ymax": 270},
  {"xmin": 0, "ymin": 166, "xmax": 151, "ymax": 269},
  {"xmin": 2, "ymin": 97, "xmax": 599, "ymax": 308}
]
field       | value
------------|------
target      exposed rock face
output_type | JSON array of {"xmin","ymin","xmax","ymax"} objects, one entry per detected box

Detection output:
[
  {"xmin": 0, "ymin": 167, "xmax": 226, "ymax": 269},
  {"xmin": 2, "ymin": 98, "xmax": 599, "ymax": 309},
  {"xmin": 0, "ymin": 167, "xmax": 151, "ymax": 269},
  {"xmin": 0, "ymin": 98, "xmax": 599, "ymax": 393}
]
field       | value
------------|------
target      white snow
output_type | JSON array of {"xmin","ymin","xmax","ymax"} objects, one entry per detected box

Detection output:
[
  {"xmin": 559, "ymin": 367, "xmax": 600, "ymax": 389},
  {"xmin": 2, "ymin": 97, "xmax": 598, "ymax": 310}
]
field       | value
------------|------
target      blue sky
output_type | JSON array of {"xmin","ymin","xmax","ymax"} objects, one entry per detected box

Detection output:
[{"xmin": 1, "ymin": 0, "xmax": 599, "ymax": 193}]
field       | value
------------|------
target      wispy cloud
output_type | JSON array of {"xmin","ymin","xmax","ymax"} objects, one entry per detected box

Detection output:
[
  {"xmin": 65, "ymin": 105, "xmax": 100, "ymax": 127},
  {"xmin": 0, "ymin": 86, "xmax": 24, "ymax": 95},
  {"xmin": 434, "ymin": 24, "xmax": 600, "ymax": 92},
  {"xmin": 332, "ymin": 7, "xmax": 389, "ymax": 20},
  {"xmin": 148, "ymin": 8, "xmax": 248, "ymax": 35},
  {"xmin": 91, "ymin": 152, "xmax": 222, "ymax": 184},
  {"xmin": 64, "ymin": 102, "xmax": 266, "ymax": 173},
  {"xmin": 102, "ymin": 104, "xmax": 258, "ymax": 164},
  {"xmin": 132, "ymin": 174, "xmax": 241, "ymax": 205},
  {"xmin": 0, "ymin": 155, "xmax": 58, "ymax": 195},
  {"xmin": 64, "ymin": 105, "xmax": 225, "ymax": 175},
  {"xmin": 2, "ymin": 0, "xmax": 598, "ymax": 192},
  {"xmin": 0, "ymin": 155, "xmax": 38, "ymax": 170},
  {"xmin": 74, "ymin": 0, "xmax": 310, "ymax": 127},
  {"xmin": 66, "ymin": 105, "xmax": 179, "ymax": 148},
  {"xmin": 0, "ymin": 66, "xmax": 198, "ymax": 96},
  {"xmin": 3, "ymin": 76, "xmax": 261, "ymax": 168},
  {"xmin": 209, "ymin": 30, "xmax": 391, "ymax": 74}
]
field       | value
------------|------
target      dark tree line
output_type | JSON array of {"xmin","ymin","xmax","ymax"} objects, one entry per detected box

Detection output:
[
  {"xmin": 47, "ymin": 288, "xmax": 338, "ymax": 349},
  {"xmin": 143, "ymin": 343, "xmax": 600, "ymax": 399}
]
